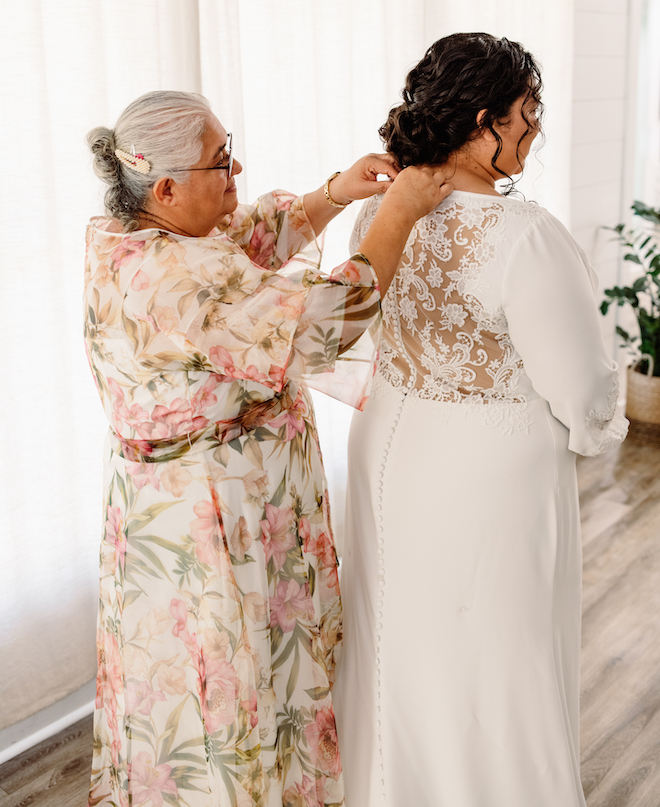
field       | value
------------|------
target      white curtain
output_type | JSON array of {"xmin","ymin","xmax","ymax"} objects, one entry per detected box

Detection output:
[{"xmin": 0, "ymin": 0, "xmax": 573, "ymax": 731}]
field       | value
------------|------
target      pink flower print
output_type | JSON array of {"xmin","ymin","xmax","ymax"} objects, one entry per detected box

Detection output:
[
  {"xmin": 125, "ymin": 680, "xmax": 166, "ymax": 717},
  {"xmin": 270, "ymin": 390, "xmax": 307, "ymax": 441},
  {"xmin": 273, "ymin": 190, "xmax": 295, "ymax": 212},
  {"xmin": 150, "ymin": 398, "xmax": 208, "ymax": 439},
  {"xmin": 287, "ymin": 197, "xmax": 309, "ymax": 231},
  {"xmin": 283, "ymin": 774, "xmax": 329, "ymax": 807},
  {"xmin": 169, "ymin": 598, "xmax": 189, "ymax": 637},
  {"xmin": 243, "ymin": 469, "xmax": 269, "ymax": 500},
  {"xmin": 121, "ymin": 403, "xmax": 150, "ymax": 432},
  {"xmin": 191, "ymin": 375, "xmax": 220, "ymax": 416},
  {"xmin": 247, "ymin": 220, "xmax": 276, "ymax": 266},
  {"xmin": 269, "ymin": 579, "xmax": 314, "ymax": 633},
  {"xmin": 157, "ymin": 663, "xmax": 187, "ymax": 696},
  {"xmin": 104, "ymin": 505, "xmax": 126, "ymax": 571},
  {"xmin": 107, "ymin": 377, "xmax": 126, "ymax": 429},
  {"xmin": 299, "ymin": 517, "xmax": 311, "ymax": 551},
  {"xmin": 151, "ymin": 305, "xmax": 179, "ymax": 334},
  {"xmin": 144, "ymin": 607, "xmax": 171, "ymax": 636},
  {"xmin": 201, "ymin": 658, "xmax": 239, "ymax": 733},
  {"xmin": 259, "ymin": 503, "xmax": 296, "ymax": 570},
  {"xmin": 130, "ymin": 269, "xmax": 150, "ymax": 291},
  {"xmin": 243, "ymin": 591, "xmax": 268, "ymax": 623},
  {"xmin": 127, "ymin": 461, "xmax": 160, "ymax": 490},
  {"xmin": 202, "ymin": 627, "xmax": 230, "ymax": 660},
  {"xmin": 105, "ymin": 702, "xmax": 122, "ymax": 770},
  {"xmin": 95, "ymin": 258, "xmax": 118, "ymax": 288},
  {"xmin": 113, "ymin": 239, "xmax": 145, "ymax": 271},
  {"xmin": 96, "ymin": 630, "xmax": 123, "ymax": 708},
  {"xmin": 229, "ymin": 515, "xmax": 252, "ymax": 562},
  {"xmin": 160, "ymin": 460, "xmax": 192, "ymax": 498},
  {"xmin": 305, "ymin": 530, "xmax": 336, "ymax": 569},
  {"xmin": 127, "ymin": 751, "xmax": 178, "ymax": 807},
  {"xmin": 169, "ymin": 599, "xmax": 201, "ymax": 663},
  {"xmin": 239, "ymin": 365, "xmax": 270, "ymax": 384},
  {"xmin": 342, "ymin": 259, "xmax": 362, "ymax": 284},
  {"xmin": 276, "ymin": 290, "xmax": 306, "ymax": 321},
  {"xmin": 240, "ymin": 689, "xmax": 258, "ymax": 729},
  {"xmin": 209, "ymin": 345, "xmax": 236, "ymax": 375},
  {"xmin": 190, "ymin": 500, "xmax": 223, "ymax": 566},
  {"xmin": 268, "ymin": 364, "xmax": 286, "ymax": 388},
  {"xmin": 303, "ymin": 706, "xmax": 342, "ymax": 781}
]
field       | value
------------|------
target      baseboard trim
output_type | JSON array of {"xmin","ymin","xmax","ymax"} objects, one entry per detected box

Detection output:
[{"xmin": 0, "ymin": 679, "xmax": 96, "ymax": 766}]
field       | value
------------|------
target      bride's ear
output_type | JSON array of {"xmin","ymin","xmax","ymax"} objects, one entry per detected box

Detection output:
[{"xmin": 476, "ymin": 109, "xmax": 498, "ymax": 143}]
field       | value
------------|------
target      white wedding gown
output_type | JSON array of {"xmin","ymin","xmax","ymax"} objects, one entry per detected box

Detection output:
[{"xmin": 334, "ymin": 191, "xmax": 628, "ymax": 807}]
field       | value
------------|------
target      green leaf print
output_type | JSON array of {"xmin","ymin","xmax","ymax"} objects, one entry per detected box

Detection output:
[
  {"xmin": 286, "ymin": 645, "xmax": 301, "ymax": 703},
  {"xmin": 128, "ymin": 540, "xmax": 174, "ymax": 583},
  {"xmin": 304, "ymin": 686, "xmax": 331, "ymax": 701},
  {"xmin": 158, "ymin": 696, "xmax": 190, "ymax": 764},
  {"xmin": 269, "ymin": 475, "xmax": 287, "ymax": 508},
  {"xmin": 122, "ymin": 589, "xmax": 143, "ymax": 607}
]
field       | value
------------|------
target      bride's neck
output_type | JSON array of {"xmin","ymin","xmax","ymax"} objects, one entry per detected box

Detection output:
[{"xmin": 440, "ymin": 152, "xmax": 502, "ymax": 197}]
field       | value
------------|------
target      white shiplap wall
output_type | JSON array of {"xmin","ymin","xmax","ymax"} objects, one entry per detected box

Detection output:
[{"xmin": 570, "ymin": 0, "xmax": 642, "ymax": 356}]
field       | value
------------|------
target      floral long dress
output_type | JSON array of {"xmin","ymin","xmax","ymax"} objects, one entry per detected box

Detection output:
[{"xmin": 84, "ymin": 191, "xmax": 381, "ymax": 807}]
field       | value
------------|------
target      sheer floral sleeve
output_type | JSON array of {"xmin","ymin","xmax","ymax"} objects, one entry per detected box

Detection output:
[
  {"xmin": 502, "ymin": 211, "xmax": 628, "ymax": 455},
  {"xmin": 223, "ymin": 191, "xmax": 317, "ymax": 270},
  {"xmin": 105, "ymin": 214, "xmax": 381, "ymax": 411}
]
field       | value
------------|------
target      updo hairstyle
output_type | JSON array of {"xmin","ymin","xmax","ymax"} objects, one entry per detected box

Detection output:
[
  {"xmin": 381, "ymin": 33, "xmax": 543, "ymax": 185},
  {"xmin": 86, "ymin": 91, "xmax": 212, "ymax": 231}
]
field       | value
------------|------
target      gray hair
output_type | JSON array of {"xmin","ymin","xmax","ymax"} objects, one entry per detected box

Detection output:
[{"xmin": 86, "ymin": 90, "xmax": 212, "ymax": 231}]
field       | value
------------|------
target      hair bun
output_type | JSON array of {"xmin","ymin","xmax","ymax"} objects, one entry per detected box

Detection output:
[{"xmin": 86, "ymin": 126, "xmax": 120, "ymax": 185}]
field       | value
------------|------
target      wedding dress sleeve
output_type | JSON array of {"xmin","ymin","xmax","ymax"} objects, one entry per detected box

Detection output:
[{"xmin": 502, "ymin": 210, "xmax": 628, "ymax": 456}]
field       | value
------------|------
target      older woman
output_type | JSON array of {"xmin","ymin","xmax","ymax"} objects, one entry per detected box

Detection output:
[
  {"xmin": 84, "ymin": 90, "xmax": 451, "ymax": 807},
  {"xmin": 334, "ymin": 34, "xmax": 628, "ymax": 807}
]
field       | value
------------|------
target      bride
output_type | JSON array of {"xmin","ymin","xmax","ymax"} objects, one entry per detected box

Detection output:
[{"xmin": 333, "ymin": 32, "xmax": 628, "ymax": 807}]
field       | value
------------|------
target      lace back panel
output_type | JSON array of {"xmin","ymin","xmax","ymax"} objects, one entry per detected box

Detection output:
[{"xmin": 356, "ymin": 195, "xmax": 531, "ymax": 403}]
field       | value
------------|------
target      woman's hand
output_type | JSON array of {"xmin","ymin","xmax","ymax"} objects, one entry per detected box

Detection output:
[
  {"xmin": 327, "ymin": 153, "xmax": 400, "ymax": 205},
  {"xmin": 379, "ymin": 165, "xmax": 453, "ymax": 222},
  {"xmin": 357, "ymin": 165, "xmax": 453, "ymax": 296}
]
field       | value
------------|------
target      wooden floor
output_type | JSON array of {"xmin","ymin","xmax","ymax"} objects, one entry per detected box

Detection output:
[{"xmin": 1, "ymin": 440, "xmax": 659, "ymax": 807}]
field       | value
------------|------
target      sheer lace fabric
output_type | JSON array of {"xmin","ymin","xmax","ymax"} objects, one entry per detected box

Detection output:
[{"xmin": 352, "ymin": 191, "xmax": 627, "ymax": 453}]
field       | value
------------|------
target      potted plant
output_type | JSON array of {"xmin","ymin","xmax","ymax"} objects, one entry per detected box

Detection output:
[{"xmin": 601, "ymin": 200, "xmax": 660, "ymax": 446}]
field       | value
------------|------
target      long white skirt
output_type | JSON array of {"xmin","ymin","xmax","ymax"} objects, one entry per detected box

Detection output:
[{"xmin": 334, "ymin": 382, "xmax": 587, "ymax": 807}]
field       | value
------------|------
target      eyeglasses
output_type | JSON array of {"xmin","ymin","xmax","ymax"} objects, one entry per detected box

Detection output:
[{"xmin": 171, "ymin": 133, "xmax": 233, "ymax": 176}]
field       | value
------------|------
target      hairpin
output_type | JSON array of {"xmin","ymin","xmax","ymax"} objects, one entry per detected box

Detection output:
[{"xmin": 114, "ymin": 147, "xmax": 151, "ymax": 175}]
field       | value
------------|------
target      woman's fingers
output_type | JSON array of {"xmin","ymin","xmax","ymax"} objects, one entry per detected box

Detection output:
[
  {"xmin": 330, "ymin": 154, "xmax": 401, "ymax": 202},
  {"xmin": 383, "ymin": 165, "xmax": 454, "ymax": 220}
]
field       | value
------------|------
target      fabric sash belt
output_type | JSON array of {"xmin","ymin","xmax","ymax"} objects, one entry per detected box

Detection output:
[{"xmin": 110, "ymin": 389, "xmax": 292, "ymax": 463}]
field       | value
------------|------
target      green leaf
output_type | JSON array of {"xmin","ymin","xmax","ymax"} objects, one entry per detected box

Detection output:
[
  {"xmin": 115, "ymin": 472, "xmax": 129, "ymax": 508},
  {"xmin": 131, "ymin": 541, "xmax": 174, "ymax": 581},
  {"xmin": 125, "ymin": 725, "xmax": 152, "ymax": 744},
  {"xmin": 227, "ymin": 437, "xmax": 243, "ymax": 454},
  {"xmin": 269, "ymin": 474, "xmax": 287, "ymax": 508},
  {"xmin": 623, "ymin": 252, "xmax": 642, "ymax": 265},
  {"xmin": 132, "ymin": 533, "xmax": 188, "ymax": 555},
  {"xmin": 170, "ymin": 736, "xmax": 206, "ymax": 755},
  {"xmin": 122, "ymin": 589, "xmax": 143, "ymax": 607},
  {"xmin": 286, "ymin": 645, "xmax": 301, "ymax": 703},
  {"xmin": 128, "ymin": 501, "xmax": 179, "ymax": 531},
  {"xmin": 304, "ymin": 685, "xmax": 331, "ymax": 701},
  {"xmin": 159, "ymin": 696, "xmax": 190, "ymax": 764}
]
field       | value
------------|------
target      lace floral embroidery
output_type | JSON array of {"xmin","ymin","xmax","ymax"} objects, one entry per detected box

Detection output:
[
  {"xmin": 354, "ymin": 195, "xmax": 543, "ymax": 428},
  {"xmin": 586, "ymin": 379, "xmax": 629, "ymax": 454}
]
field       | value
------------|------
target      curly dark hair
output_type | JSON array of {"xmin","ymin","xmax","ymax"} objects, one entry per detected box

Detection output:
[{"xmin": 380, "ymin": 33, "xmax": 543, "ymax": 184}]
